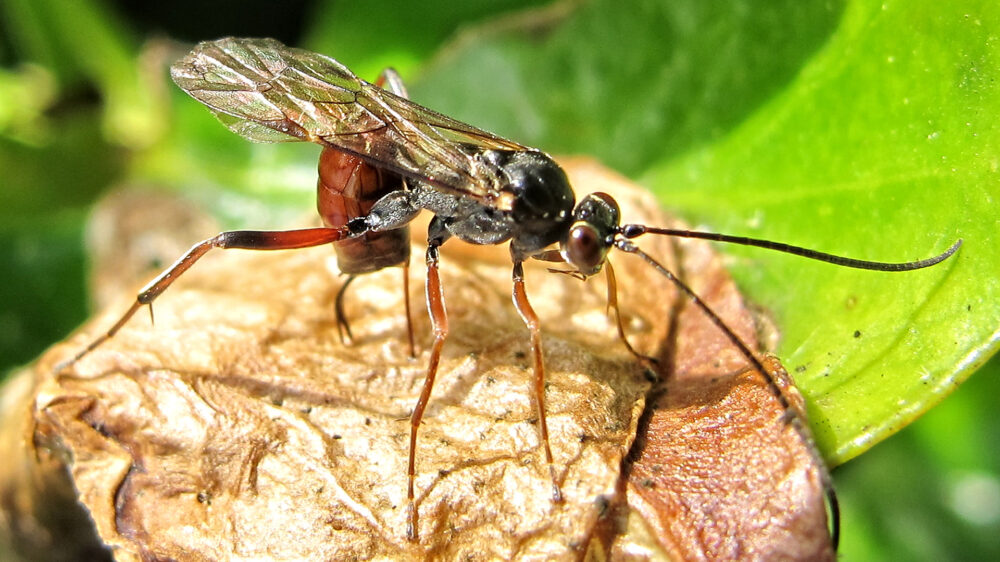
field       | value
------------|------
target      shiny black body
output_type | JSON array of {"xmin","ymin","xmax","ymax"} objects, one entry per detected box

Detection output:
[{"xmin": 347, "ymin": 149, "xmax": 575, "ymax": 261}]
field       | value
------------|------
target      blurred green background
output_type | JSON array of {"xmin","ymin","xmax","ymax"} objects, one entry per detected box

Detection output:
[{"xmin": 1, "ymin": 0, "xmax": 997, "ymax": 558}]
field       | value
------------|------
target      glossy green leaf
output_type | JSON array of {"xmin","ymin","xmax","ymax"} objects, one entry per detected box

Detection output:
[
  {"xmin": 645, "ymin": 1, "xmax": 999, "ymax": 463},
  {"xmin": 837, "ymin": 352, "xmax": 1000, "ymax": 559}
]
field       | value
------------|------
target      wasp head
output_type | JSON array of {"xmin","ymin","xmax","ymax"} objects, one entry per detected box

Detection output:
[{"xmin": 560, "ymin": 192, "xmax": 621, "ymax": 276}]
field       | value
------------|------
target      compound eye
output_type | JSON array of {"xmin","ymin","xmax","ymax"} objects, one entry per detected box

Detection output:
[{"xmin": 563, "ymin": 223, "xmax": 608, "ymax": 275}]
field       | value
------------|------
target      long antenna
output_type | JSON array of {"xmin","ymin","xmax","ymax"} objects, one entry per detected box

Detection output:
[
  {"xmin": 621, "ymin": 225, "xmax": 962, "ymax": 272},
  {"xmin": 614, "ymin": 237, "xmax": 841, "ymax": 549}
]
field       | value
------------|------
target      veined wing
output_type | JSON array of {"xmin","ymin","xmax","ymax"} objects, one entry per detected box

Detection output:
[{"xmin": 170, "ymin": 37, "xmax": 533, "ymax": 203}]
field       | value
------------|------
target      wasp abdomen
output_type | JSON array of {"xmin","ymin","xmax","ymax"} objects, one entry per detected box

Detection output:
[{"xmin": 317, "ymin": 146, "xmax": 411, "ymax": 273}]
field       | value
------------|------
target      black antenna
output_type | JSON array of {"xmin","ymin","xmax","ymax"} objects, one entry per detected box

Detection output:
[
  {"xmin": 622, "ymin": 225, "xmax": 962, "ymax": 272},
  {"xmin": 615, "ymin": 237, "xmax": 841, "ymax": 549}
]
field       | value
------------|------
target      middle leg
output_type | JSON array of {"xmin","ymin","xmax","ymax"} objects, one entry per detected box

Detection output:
[
  {"xmin": 511, "ymin": 260, "xmax": 564, "ymax": 504},
  {"xmin": 405, "ymin": 222, "xmax": 450, "ymax": 540}
]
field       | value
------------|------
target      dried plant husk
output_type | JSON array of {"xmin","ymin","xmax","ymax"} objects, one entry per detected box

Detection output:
[{"xmin": 1, "ymin": 159, "xmax": 832, "ymax": 560}]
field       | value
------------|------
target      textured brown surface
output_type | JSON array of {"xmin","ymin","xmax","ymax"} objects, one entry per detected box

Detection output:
[
  {"xmin": 620, "ymin": 358, "xmax": 834, "ymax": 561},
  {"xmin": 613, "ymin": 216, "xmax": 835, "ymax": 560},
  {"xmin": 2, "ymin": 159, "xmax": 832, "ymax": 560}
]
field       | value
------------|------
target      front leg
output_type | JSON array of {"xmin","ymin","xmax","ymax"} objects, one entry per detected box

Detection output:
[
  {"xmin": 531, "ymin": 250, "xmax": 655, "ymax": 365},
  {"xmin": 511, "ymin": 259, "xmax": 563, "ymax": 504}
]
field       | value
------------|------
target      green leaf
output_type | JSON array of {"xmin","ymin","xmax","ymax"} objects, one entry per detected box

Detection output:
[
  {"xmin": 0, "ymin": 0, "xmax": 148, "ymax": 371},
  {"xmin": 645, "ymin": 1, "xmax": 999, "ymax": 463},
  {"xmin": 410, "ymin": 0, "xmax": 845, "ymax": 176},
  {"xmin": 837, "ymin": 352, "xmax": 1000, "ymax": 559}
]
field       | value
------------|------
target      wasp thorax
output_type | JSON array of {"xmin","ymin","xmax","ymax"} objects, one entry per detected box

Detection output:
[
  {"xmin": 493, "ymin": 150, "xmax": 575, "ymax": 259},
  {"xmin": 560, "ymin": 192, "xmax": 621, "ymax": 276}
]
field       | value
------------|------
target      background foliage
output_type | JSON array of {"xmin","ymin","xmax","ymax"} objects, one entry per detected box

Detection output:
[{"xmin": 1, "ymin": 0, "xmax": 997, "ymax": 558}]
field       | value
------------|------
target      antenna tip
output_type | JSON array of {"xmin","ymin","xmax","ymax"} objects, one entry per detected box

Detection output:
[{"xmin": 945, "ymin": 238, "xmax": 963, "ymax": 256}]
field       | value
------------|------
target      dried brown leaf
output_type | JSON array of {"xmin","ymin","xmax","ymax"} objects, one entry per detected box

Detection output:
[
  {"xmin": 0, "ymin": 366, "xmax": 111, "ymax": 561},
  {"xmin": 3, "ymin": 159, "xmax": 833, "ymax": 560},
  {"xmin": 603, "ymin": 197, "xmax": 833, "ymax": 561}
]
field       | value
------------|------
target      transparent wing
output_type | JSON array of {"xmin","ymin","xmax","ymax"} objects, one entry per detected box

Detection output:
[{"xmin": 170, "ymin": 37, "xmax": 533, "ymax": 202}]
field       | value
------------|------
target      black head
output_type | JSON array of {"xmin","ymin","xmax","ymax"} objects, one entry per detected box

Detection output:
[
  {"xmin": 560, "ymin": 192, "xmax": 621, "ymax": 276},
  {"xmin": 493, "ymin": 150, "xmax": 576, "ymax": 259}
]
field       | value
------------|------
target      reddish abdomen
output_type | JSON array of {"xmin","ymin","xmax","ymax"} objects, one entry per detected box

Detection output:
[{"xmin": 316, "ymin": 146, "xmax": 410, "ymax": 274}]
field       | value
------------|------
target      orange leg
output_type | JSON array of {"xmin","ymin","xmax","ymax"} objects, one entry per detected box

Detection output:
[
  {"xmin": 532, "ymin": 250, "xmax": 656, "ymax": 365},
  {"xmin": 334, "ymin": 263, "xmax": 415, "ymax": 357},
  {"xmin": 57, "ymin": 227, "xmax": 349, "ymax": 371},
  {"xmin": 511, "ymin": 260, "xmax": 563, "ymax": 504},
  {"xmin": 603, "ymin": 261, "xmax": 658, "ymax": 366},
  {"xmin": 406, "ymin": 242, "xmax": 448, "ymax": 540}
]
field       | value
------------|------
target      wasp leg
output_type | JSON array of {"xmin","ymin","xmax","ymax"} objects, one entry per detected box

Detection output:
[
  {"xmin": 531, "ymin": 250, "xmax": 656, "ymax": 368},
  {"xmin": 604, "ymin": 261, "xmax": 658, "ymax": 367},
  {"xmin": 334, "ymin": 265, "xmax": 415, "ymax": 356},
  {"xmin": 512, "ymin": 260, "xmax": 563, "ymax": 505},
  {"xmin": 406, "ymin": 221, "xmax": 450, "ymax": 541},
  {"xmin": 401, "ymin": 260, "xmax": 416, "ymax": 358},
  {"xmin": 375, "ymin": 67, "xmax": 408, "ymax": 98},
  {"xmin": 57, "ymin": 227, "xmax": 350, "ymax": 372},
  {"xmin": 334, "ymin": 274, "xmax": 358, "ymax": 345}
]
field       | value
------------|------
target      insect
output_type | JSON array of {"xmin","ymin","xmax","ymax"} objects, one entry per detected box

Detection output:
[{"xmin": 60, "ymin": 37, "xmax": 961, "ymax": 544}]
